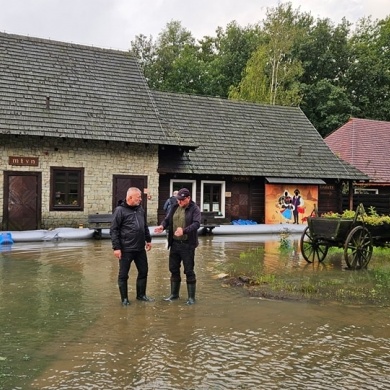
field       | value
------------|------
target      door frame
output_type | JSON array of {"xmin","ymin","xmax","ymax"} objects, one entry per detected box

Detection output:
[{"xmin": 3, "ymin": 171, "xmax": 42, "ymax": 230}]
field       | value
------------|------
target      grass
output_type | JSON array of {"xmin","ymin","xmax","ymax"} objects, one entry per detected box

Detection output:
[{"xmin": 220, "ymin": 234, "xmax": 390, "ymax": 306}]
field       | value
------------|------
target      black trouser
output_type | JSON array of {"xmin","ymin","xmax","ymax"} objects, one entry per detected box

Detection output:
[
  {"xmin": 169, "ymin": 240, "xmax": 196, "ymax": 283},
  {"xmin": 118, "ymin": 250, "xmax": 148, "ymax": 284}
]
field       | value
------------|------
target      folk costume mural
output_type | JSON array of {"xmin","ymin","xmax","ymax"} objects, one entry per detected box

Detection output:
[{"xmin": 265, "ymin": 184, "xmax": 318, "ymax": 224}]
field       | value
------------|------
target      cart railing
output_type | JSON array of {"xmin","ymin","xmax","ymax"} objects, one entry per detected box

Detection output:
[{"xmin": 307, "ymin": 217, "xmax": 354, "ymax": 241}]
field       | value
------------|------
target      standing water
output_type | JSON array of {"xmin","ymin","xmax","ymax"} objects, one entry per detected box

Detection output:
[{"xmin": 1, "ymin": 234, "xmax": 390, "ymax": 389}]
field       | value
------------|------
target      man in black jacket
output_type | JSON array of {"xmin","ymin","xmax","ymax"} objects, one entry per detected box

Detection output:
[
  {"xmin": 154, "ymin": 188, "xmax": 201, "ymax": 305},
  {"xmin": 163, "ymin": 190, "xmax": 178, "ymax": 215},
  {"xmin": 110, "ymin": 187, "xmax": 153, "ymax": 305}
]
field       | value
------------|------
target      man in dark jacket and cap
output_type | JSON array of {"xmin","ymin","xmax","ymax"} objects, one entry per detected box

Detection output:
[
  {"xmin": 110, "ymin": 187, "xmax": 153, "ymax": 305},
  {"xmin": 154, "ymin": 188, "xmax": 201, "ymax": 305}
]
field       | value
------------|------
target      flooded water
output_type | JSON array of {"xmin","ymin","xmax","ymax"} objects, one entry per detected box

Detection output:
[{"xmin": 1, "ymin": 234, "xmax": 390, "ymax": 390}]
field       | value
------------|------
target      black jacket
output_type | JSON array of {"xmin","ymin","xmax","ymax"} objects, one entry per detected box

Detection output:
[
  {"xmin": 110, "ymin": 200, "xmax": 151, "ymax": 252},
  {"xmin": 161, "ymin": 200, "xmax": 201, "ymax": 250},
  {"xmin": 163, "ymin": 195, "xmax": 178, "ymax": 214}
]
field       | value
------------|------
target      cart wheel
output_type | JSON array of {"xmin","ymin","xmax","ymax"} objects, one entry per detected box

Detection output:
[
  {"xmin": 300, "ymin": 226, "xmax": 329, "ymax": 263},
  {"xmin": 344, "ymin": 226, "xmax": 373, "ymax": 269}
]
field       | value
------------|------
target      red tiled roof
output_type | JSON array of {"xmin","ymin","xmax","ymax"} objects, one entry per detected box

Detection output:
[{"xmin": 325, "ymin": 118, "xmax": 390, "ymax": 183}]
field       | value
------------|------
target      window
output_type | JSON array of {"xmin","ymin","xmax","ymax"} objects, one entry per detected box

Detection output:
[
  {"xmin": 201, "ymin": 181, "xmax": 225, "ymax": 216},
  {"xmin": 170, "ymin": 179, "xmax": 197, "ymax": 202},
  {"xmin": 51, "ymin": 167, "xmax": 84, "ymax": 210}
]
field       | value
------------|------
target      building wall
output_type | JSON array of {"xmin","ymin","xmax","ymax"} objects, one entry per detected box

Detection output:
[
  {"xmin": 158, "ymin": 174, "xmax": 265, "ymax": 224},
  {"xmin": 0, "ymin": 135, "xmax": 160, "ymax": 228},
  {"xmin": 158, "ymin": 175, "xmax": 344, "ymax": 224}
]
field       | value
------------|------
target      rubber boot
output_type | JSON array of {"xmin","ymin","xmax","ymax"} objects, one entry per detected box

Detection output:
[
  {"xmin": 164, "ymin": 280, "xmax": 181, "ymax": 301},
  {"xmin": 186, "ymin": 282, "xmax": 196, "ymax": 305},
  {"xmin": 118, "ymin": 281, "xmax": 130, "ymax": 306},
  {"xmin": 136, "ymin": 279, "xmax": 154, "ymax": 301}
]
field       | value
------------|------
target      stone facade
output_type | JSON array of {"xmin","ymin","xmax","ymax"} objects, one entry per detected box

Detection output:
[{"xmin": 1, "ymin": 135, "xmax": 160, "ymax": 228}]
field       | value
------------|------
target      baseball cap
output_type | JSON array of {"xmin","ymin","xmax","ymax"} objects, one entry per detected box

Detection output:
[{"xmin": 176, "ymin": 188, "xmax": 191, "ymax": 200}]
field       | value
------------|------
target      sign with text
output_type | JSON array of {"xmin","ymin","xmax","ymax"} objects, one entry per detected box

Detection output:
[{"xmin": 8, "ymin": 156, "xmax": 39, "ymax": 166}]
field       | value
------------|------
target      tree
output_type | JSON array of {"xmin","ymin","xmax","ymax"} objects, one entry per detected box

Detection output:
[
  {"xmin": 131, "ymin": 20, "xmax": 201, "ymax": 92},
  {"xmin": 300, "ymin": 79, "xmax": 354, "ymax": 137},
  {"xmin": 229, "ymin": 2, "xmax": 308, "ymax": 105},
  {"xmin": 129, "ymin": 34, "xmax": 156, "ymax": 84},
  {"xmin": 229, "ymin": 46, "xmax": 269, "ymax": 102},
  {"xmin": 296, "ymin": 17, "xmax": 357, "ymax": 136},
  {"xmin": 202, "ymin": 21, "xmax": 262, "ymax": 98},
  {"xmin": 345, "ymin": 16, "xmax": 390, "ymax": 121}
]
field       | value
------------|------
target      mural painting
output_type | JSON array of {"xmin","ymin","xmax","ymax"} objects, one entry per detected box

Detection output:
[{"xmin": 265, "ymin": 184, "xmax": 319, "ymax": 225}]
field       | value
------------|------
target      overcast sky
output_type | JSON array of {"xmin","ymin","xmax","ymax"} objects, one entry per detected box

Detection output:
[{"xmin": 0, "ymin": 0, "xmax": 389, "ymax": 51}]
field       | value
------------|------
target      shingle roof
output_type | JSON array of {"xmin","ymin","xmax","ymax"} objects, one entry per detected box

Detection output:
[
  {"xmin": 325, "ymin": 118, "xmax": 390, "ymax": 183},
  {"xmin": 153, "ymin": 91, "xmax": 368, "ymax": 180},
  {"xmin": 0, "ymin": 32, "xmax": 195, "ymax": 148}
]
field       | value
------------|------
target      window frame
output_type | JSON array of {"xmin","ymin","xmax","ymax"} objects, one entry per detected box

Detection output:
[
  {"xmin": 200, "ymin": 180, "xmax": 225, "ymax": 217},
  {"xmin": 50, "ymin": 167, "xmax": 84, "ymax": 211},
  {"xmin": 169, "ymin": 179, "xmax": 197, "ymax": 203}
]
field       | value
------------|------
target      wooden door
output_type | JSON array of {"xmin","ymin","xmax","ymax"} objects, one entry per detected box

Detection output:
[
  {"xmin": 112, "ymin": 175, "xmax": 148, "ymax": 213},
  {"xmin": 3, "ymin": 172, "xmax": 41, "ymax": 230}
]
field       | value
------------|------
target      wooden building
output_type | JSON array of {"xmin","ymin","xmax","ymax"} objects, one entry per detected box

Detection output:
[
  {"xmin": 153, "ymin": 92, "xmax": 368, "ymax": 224},
  {"xmin": 0, "ymin": 32, "xmax": 193, "ymax": 230},
  {"xmin": 0, "ymin": 32, "xmax": 368, "ymax": 230},
  {"xmin": 325, "ymin": 118, "xmax": 390, "ymax": 214}
]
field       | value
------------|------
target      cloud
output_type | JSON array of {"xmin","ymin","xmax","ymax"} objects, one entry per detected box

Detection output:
[{"xmin": 0, "ymin": 0, "xmax": 388, "ymax": 51}]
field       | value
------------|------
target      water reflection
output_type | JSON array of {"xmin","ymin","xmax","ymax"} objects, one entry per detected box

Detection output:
[{"xmin": 0, "ymin": 235, "xmax": 389, "ymax": 389}]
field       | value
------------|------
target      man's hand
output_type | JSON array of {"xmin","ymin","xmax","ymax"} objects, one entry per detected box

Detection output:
[
  {"xmin": 154, "ymin": 225, "xmax": 164, "ymax": 233},
  {"xmin": 113, "ymin": 249, "xmax": 121, "ymax": 259},
  {"xmin": 145, "ymin": 242, "xmax": 152, "ymax": 251},
  {"xmin": 174, "ymin": 227, "xmax": 183, "ymax": 237}
]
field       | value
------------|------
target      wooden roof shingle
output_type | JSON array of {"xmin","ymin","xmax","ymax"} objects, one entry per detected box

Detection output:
[
  {"xmin": 153, "ymin": 91, "xmax": 368, "ymax": 180},
  {"xmin": 0, "ymin": 32, "xmax": 195, "ymax": 148}
]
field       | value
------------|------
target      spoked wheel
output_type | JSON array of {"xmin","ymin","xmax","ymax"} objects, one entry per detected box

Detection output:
[
  {"xmin": 300, "ymin": 226, "xmax": 329, "ymax": 263},
  {"xmin": 344, "ymin": 226, "xmax": 373, "ymax": 269}
]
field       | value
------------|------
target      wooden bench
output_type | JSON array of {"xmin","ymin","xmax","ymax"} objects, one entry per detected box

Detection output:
[
  {"xmin": 88, "ymin": 213, "xmax": 113, "ymax": 239},
  {"xmin": 200, "ymin": 211, "xmax": 220, "ymax": 235}
]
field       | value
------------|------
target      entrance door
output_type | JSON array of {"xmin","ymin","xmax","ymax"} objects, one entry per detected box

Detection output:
[
  {"xmin": 3, "ymin": 172, "xmax": 42, "ymax": 230},
  {"xmin": 112, "ymin": 175, "xmax": 148, "ymax": 213}
]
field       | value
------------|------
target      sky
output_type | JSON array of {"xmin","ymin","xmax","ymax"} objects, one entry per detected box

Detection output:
[{"xmin": 0, "ymin": 0, "xmax": 389, "ymax": 51}]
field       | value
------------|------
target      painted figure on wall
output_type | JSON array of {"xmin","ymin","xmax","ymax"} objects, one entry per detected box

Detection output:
[
  {"xmin": 278, "ymin": 190, "xmax": 294, "ymax": 222},
  {"xmin": 292, "ymin": 189, "xmax": 304, "ymax": 224},
  {"xmin": 265, "ymin": 184, "xmax": 318, "ymax": 224}
]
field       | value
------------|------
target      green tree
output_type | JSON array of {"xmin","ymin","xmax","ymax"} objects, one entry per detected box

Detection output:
[
  {"xmin": 131, "ymin": 20, "xmax": 201, "ymax": 92},
  {"xmin": 203, "ymin": 21, "xmax": 262, "ymax": 98},
  {"xmin": 300, "ymin": 79, "xmax": 354, "ymax": 137},
  {"xmin": 345, "ymin": 16, "xmax": 390, "ymax": 121},
  {"xmin": 129, "ymin": 33, "xmax": 156, "ymax": 84},
  {"xmin": 296, "ymin": 17, "xmax": 357, "ymax": 136},
  {"xmin": 229, "ymin": 45, "xmax": 269, "ymax": 102},
  {"xmin": 229, "ymin": 2, "xmax": 308, "ymax": 105}
]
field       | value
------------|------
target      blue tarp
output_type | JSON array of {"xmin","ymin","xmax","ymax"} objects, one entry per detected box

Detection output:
[
  {"xmin": 231, "ymin": 219, "xmax": 258, "ymax": 225},
  {"xmin": 0, "ymin": 232, "xmax": 14, "ymax": 245}
]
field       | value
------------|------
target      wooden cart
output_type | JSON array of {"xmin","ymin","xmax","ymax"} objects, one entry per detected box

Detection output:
[{"xmin": 300, "ymin": 204, "xmax": 390, "ymax": 269}]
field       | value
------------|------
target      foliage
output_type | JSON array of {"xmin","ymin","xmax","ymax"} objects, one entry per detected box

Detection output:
[
  {"xmin": 345, "ymin": 17, "xmax": 390, "ymax": 122},
  {"xmin": 229, "ymin": 3, "xmax": 307, "ymax": 106},
  {"xmin": 320, "ymin": 206, "xmax": 390, "ymax": 225},
  {"xmin": 222, "ymin": 243, "xmax": 390, "ymax": 305},
  {"xmin": 204, "ymin": 22, "xmax": 263, "ymax": 98},
  {"xmin": 130, "ymin": 3, "xmax": 390, "ymax": 136}
]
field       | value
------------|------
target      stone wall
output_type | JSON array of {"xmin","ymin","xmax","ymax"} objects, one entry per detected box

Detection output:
[{"xmin": 0, "ymin": 135, "xmax": 160, "ymax": 228}]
